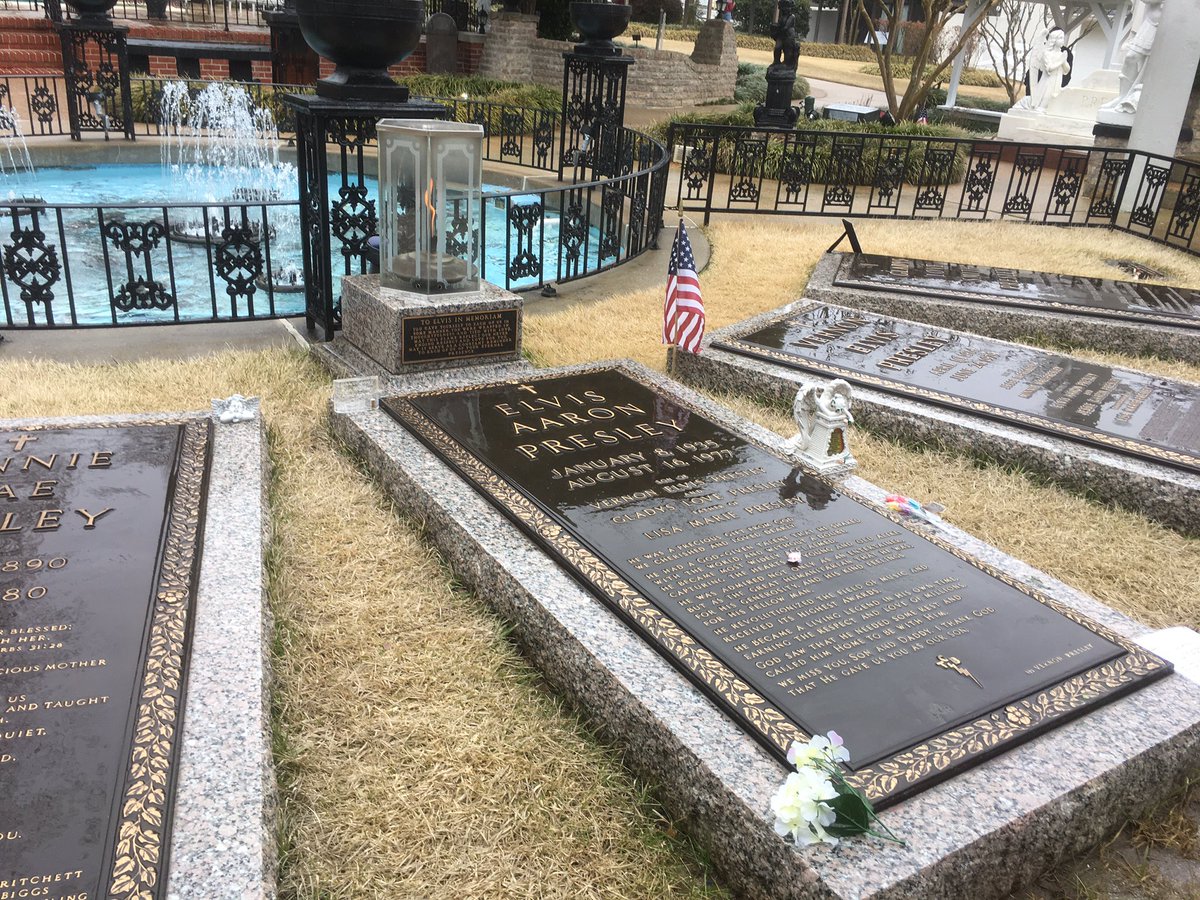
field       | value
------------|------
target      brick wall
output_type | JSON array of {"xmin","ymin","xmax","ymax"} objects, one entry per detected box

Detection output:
[
  {"xmin": 0, "ymin": 15, "xmax": 61, "ymax": 74},
  {"xmin": 0, "ymin": 13, "xmax": 483, "ymax": 79},
  {"xmin": 478, "ymin": 13, "xmax": 737, "ymax": 108}
]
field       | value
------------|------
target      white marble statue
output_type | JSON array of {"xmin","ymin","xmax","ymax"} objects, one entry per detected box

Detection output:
[
  {"xmin": 211, "ymin": 394, "xmax": 260, "ymax": 424},
  {"xmin": 1017, "ymin": 28, "xmax": 1072, "ymax": 112},
  {"xmin": 783, "ymin": 380, "xmax": 857, "ymax": 475},
  {"xmin": 1100, "ymin": 0, "xmax": 1164, "ymax": 115}
]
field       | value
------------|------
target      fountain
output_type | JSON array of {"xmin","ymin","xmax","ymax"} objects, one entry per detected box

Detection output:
[
  {"xmin": 158, "ymin": 81, "xmax": 295, "ymax": 245},
  {"xmin": 0, "ymin": 105, "xmax": 39, "ymax": 202}
]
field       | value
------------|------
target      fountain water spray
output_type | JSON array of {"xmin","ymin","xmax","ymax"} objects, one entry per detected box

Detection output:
[
  {"xmin": 0, "ymin": 106, "xmax": 37, "ymax": 199},
  {"xmin": 159, "ymin": 80, "xmax": 296, "ymax": 242}
]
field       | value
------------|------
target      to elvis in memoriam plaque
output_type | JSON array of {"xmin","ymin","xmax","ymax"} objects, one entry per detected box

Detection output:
[
  {"xmin": 384, "ymin": 367, "xmax": 1169, "ymax": 806},
  {"xmin": 0, "ymin": 420, "xmax": 209, "ymax": 900}
]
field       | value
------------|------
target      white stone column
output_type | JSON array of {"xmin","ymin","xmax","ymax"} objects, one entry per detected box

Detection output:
[{"xmin": 1126, "ymin": 0, "xmax": 1200, "ymax": 156}]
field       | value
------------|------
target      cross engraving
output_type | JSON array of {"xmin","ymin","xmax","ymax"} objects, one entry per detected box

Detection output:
[
  {"xmin": 5, "ymin": 434, "xmax": 37, "ymax": 451},
  {"xmin": 936, "ymin": 654, "xmax": 983, "ymax": 689},
  {"xmin": 517, "ymin": 384, "xmax": 538, "ymax": 395}
]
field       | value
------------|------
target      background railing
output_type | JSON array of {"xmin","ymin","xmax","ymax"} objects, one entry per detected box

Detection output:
[{"xmin": 666, "ymin": 122, "xmax": 1200, "ymax": 258}]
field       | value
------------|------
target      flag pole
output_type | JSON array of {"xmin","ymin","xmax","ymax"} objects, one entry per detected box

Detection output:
[{"xmin": 666, "ymin": 214, "xmax": 684, "ymax": 377}]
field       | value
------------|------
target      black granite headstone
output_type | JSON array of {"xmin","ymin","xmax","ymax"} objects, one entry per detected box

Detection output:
[
  {"xmin": 717, "ymin": 305, "xmax": 1200, "ymax": 477},
  {"xmin": 0, "ymin": 420, "xmax": 209, "ymax": 899},
  {"xmin": 383, "ymin": 368, "xmax": 1168, "ymax": 806},
  {"xmin": 833, "ymin": 253, "xmax": 1200, "ymax": 331}
]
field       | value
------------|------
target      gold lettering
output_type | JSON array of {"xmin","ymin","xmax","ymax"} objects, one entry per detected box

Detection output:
[
  {"xmin": 74, "ymin": 508, "xmax": 114, "ymax": 529},
  {"xmin": 89, "ymin": 451, "xmax": 113, "ymax": 468},
  {"xmin": 21, "ymin": 454, "xmax": 57, "ymax": 472},
  {"xmin": 34, "ymin": 509, "xmax": 63, "ymax": 531},
  {"xmin": 30, "ymin": 481, "xmax": 56, "ymax": 499}
]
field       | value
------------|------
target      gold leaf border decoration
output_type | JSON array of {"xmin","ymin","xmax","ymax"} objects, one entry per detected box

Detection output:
[
  {"xmin": 381, "ymin": 365, "xmax": 1169, "ymax": 805},
  {"xmin": 108, "ymin": 418, "xmax": 210, "ymax": 900}
]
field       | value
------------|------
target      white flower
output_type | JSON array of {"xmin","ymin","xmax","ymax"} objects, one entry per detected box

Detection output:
[
  {"xmin": 770, "ymin": 768, "xmax": 840, "ymax": 847},
  {"xmin": 787, "ymin": 730, "xmax": 851, "ymax": 768}
]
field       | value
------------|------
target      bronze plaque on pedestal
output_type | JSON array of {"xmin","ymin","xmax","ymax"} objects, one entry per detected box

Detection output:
[
  {"xmin": 383, "ymin": 368, "xmax": 1169, "ymax": 807},
  {"xmin": 0, "ymin": 419, "xmax": 210, "ymax": 900},
  {"xmin": 401, "ymin": 308, "xmax": 520, "ymax": 364}
]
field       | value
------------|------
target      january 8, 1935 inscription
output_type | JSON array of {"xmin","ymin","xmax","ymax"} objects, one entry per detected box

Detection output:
[
  {"xmin": 0, "ymin": 420, "xmax": 209, "ymax": 900},
  {"xmin": 717, "ymin": 304, "xmax": 1200, "ymax": 477},
  {"xmin": 383, "ymin": 368, "xmax": 1169, "ymax": 806}
]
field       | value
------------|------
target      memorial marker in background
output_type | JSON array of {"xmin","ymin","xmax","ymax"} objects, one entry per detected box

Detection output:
[{"xmin": 0, "ymin": 420, "xmax": 209, "ymax": 900}]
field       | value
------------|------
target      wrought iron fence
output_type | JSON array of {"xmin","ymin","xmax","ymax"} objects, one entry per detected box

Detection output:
[
  {"xmin": 666, "ymin": 122, "xmax": 1200, "ymax": 258},
  {"xmin": 0, "ymin": 199, "xmax": 301, "ymax": 328},
  {"xmin": 0, "ymin": 84, "xmax": 669, "ymax": 328},
  {"xmin": 0, "ymin": 75, "xmax": 70, "ymax": 137}
]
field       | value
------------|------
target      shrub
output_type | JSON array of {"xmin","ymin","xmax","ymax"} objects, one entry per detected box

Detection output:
[
  {"xmin": 797, "ymin": 41, "xmax": 875, "ymax": 61},
  {"xmin": 858, "ymin": 61, "xmax": 1003, "ymax": 88},
  {"xmin": 656, "ymin": 105, "xmax": 973, "ymax": 187},
  {"xmin": 735, "ymin": 63, "xmax": 811, "ymax": 104}
]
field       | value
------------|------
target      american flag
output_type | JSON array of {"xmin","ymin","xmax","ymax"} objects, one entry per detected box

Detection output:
[{"xmin": 663, "ymin": 220, "xmax": 704, "ymax": 354}]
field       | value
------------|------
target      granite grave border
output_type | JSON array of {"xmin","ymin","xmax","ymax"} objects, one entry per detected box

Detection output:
[
  {"xmin": 328, "ymin": 359, "xmax": 1200, "ymax": 900},
  {"xmin": 675, "ymin": 300, "xmax": 1200, "ymax": 537},
  {"xmin": 806, "ymin": 253, "xmax": 1200, "ymax": 365},
  {"xmin": 0, "ymin": 408, "xmax": 276, "ymax": 900}
]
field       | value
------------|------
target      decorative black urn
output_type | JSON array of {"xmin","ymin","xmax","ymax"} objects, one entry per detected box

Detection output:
[
  {"xmin": 64, "ymin": 0, "xmax": 118, "ymax": 24},
  {"xmin": 569, "ymin": 1, "xmax": 632, "ymax": 56},
  {"xmin": 295, "ymin": 0, "xmax": 425, "ymax": 100}
]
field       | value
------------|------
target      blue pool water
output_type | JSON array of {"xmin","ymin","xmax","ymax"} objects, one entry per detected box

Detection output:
[{"xmin": 1, "ymin": 163, "xmax": 613, "ymax": 325}]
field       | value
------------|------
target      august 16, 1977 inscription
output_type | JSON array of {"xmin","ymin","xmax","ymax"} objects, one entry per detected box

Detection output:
[
  {"xmin": 0, "ymin": 421, "xmax": 209, "ymax": 900},
  {"xmin": 717, "ymin": 304, "xmax": 1200, "ymax": 476},
  {"xmin": 384, "ymin": 368, "xmax": 1169, "ymax": 806}
]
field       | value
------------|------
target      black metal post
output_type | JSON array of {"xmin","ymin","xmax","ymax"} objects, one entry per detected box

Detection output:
[
  {"xmin": 558, "ymin": 50, "xmax": 633, "ymax": 182},
  {"xmin": 58, "ymin": 18, "xmax": 135, "ymax": 141},
  {"xmin": 283, "ymin": 93, "xmax": 448, "ymax": 341}
]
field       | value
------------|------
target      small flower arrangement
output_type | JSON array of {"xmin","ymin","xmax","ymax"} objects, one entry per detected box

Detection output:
[{"xmin": 770, "ymin": 731, "xmax": 903, "ymax": 847}]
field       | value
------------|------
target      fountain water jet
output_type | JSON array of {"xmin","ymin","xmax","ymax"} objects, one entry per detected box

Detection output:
[{"xmin": 0, "ymin": 106, "xmax": 38, "ymax": 201}]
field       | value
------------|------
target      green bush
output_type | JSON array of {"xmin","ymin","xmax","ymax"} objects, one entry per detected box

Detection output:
[
  {"xmin": 857, "ymin": 61, "xmax": 1003, "ymax": 88},
  {"xmin": 735, "ymin": 63, "xmax": 811, "ymax": 104},
  {"xmin": 798, "ymin": 41, "xmax": 875, "ymax": 61},
  {"xmin": 655, "ymin": 104, "xmax": 972, "ymax": 187},
  {"xmin": 925, "ymin": 87, "xmax": 1010, "ymax": 113}
]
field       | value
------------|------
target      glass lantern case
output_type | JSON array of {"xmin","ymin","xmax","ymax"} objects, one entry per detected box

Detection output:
[{"xmin": 377, "ymin": 118, "xmax": 484, "ymax": 295}]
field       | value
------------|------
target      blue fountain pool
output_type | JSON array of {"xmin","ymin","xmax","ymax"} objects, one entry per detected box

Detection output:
[{"xmin": 1, "ymin": 163, "xmax": 613, "ymax": 326}]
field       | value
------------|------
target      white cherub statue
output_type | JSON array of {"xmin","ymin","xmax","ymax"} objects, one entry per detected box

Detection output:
[{"xmin": 782, "ymin": 379, "xmax": 857, "ymax": 475}]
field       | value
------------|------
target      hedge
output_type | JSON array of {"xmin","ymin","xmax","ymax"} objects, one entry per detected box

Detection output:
[
  {"xmin": 655, "ymin": 105, "xmax": 973, "ymax": 187},
  {"xmin": 857, "ymin": 61, "xmax": 1004, "ymax": 88}
]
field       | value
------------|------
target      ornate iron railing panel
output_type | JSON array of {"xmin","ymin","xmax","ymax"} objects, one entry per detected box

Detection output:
[
  {"xmin": 665, "ymin": 122, "xmax": 1200, "ymax": 258},
  {"xmin": 0, "ymin": 75, "xmax": 69, "ymax": 137},
  {"xmin": 0, "ymin": 199, "xmax": 296, "ymax": 328}
]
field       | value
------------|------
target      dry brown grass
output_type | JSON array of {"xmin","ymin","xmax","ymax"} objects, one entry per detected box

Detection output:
[{"xmin": 0, "ymin": 351, "xmax": 720, "ymax": 900}]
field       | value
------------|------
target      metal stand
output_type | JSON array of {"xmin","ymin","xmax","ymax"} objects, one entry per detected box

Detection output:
[
  {"xmin": 58, "ymin": 19, "xmax": 134, "ymax": 141},
  {"xmin": 558, "ymin": 50, "xmax": 633, "ymax": 181},
  {"xmin": 282, "ymin": 93, "xmax": 447, "ymax": 341}
]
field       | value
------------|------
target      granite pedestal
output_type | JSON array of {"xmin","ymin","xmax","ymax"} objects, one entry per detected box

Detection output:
[{"xmin": 340, "ymin": 274, "xmax": 523, "ymax": 375}]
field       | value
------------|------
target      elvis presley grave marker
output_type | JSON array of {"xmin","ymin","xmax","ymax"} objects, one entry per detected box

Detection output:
[
  {"xmin": 383, "ymin": 368, "xmax": 1168, "ymax": 806},
  {"xmin": 0, "ymin": 421, "xmax": 209, "ymax": 900}
]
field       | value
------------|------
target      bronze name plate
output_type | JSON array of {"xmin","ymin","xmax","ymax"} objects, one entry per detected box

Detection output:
[
  {"xmin": 833, "ymin": 253, "xmax": 1200, "ymax": 331},
  {"xmin": 0, "ymin": 420, "xmax": 210, "ymax": 900},
  {"xmin": 383, "ymin": 368, "xmax": 1168, "ymax": 807},
  {"xmin": 716, "ymin": 304, "xmax": 1200, "ymax": 477},
  {"xmin": 401, "ymin": 308, "xmax": 519, "ymax": 364}
]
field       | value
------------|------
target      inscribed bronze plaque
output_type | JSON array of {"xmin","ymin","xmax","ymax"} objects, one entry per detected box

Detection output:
[
  {"xmin": 382, "ymin": 368, "xmax": 1168, "ymax": 806},
  {"xmin": 833, "ymin": 253, "xmax": 1200, "ymax": 330},
  {"xmin": 0, "ymin": 419, "xmax": 210, "ymax": 900},
  {"xmin": 716, "ymin": 304, "xmax": 1200, "ymax": 476},
  {"xmin": 401, "ymin": 308, "xmax": 519, "ymax": 364}
]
